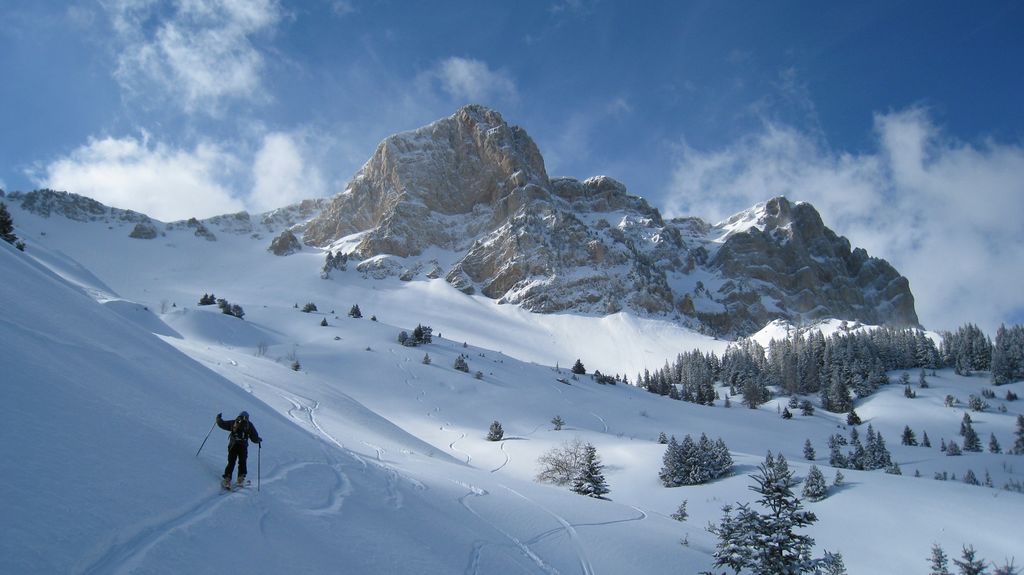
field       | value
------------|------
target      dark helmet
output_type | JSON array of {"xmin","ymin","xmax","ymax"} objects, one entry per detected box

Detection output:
[{"xmin": 238, "ymin": 411, "xmax": 249, "ymax": 420}]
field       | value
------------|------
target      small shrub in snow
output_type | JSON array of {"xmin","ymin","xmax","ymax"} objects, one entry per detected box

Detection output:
[
  {"xmin": 551, "ymin": 415, "xmax": 564, "ymax": 431},
  {"xmin": 302, "ymin": 302, "xmax": 317, "ymax": 313},
  {"xmin": 453, "ymin": 355, "xmax": 469, "ymax": 372},
  {"xmin": 536, "ymin": 437, "xmax": 587, "ymax": 485}
]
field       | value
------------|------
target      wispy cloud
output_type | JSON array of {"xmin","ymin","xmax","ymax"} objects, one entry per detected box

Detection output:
[
  {"xmin": 35, "ymin": 134, "xmax": 244, "ymax": 221},
  {"xmin": 665, "ymin": 108, "xmax": 1024, "ymax": 333},
  {"xmin": 431, "ymin": 57, "xmax": 518, "ymax": 105},
  {"xmin": 103, "ymin": 0, "xmax": 283, "ymax": 114},
  {"xmin": 250, "ymin": 131, "xmax": 326, "ymax": 212}
]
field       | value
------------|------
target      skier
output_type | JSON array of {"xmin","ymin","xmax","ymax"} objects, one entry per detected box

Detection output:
[{"xmin": 216, "ymin": 411, "xmax": 262, "ymax": 489}]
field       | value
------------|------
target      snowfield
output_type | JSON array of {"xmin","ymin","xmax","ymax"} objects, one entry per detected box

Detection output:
[{"xmin": 1, "ymin": 203, "xmax": 1022, "ymax": 574}]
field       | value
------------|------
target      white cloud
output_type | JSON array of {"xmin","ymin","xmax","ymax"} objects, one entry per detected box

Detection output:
[
  {"xmin": 36, "ymin": 134, "xmax": 245, "ymax": 221},
  {"xmin": 433, "ymin": 57, "xmax": 518, "ymax": 105},
  {"xmin": 104, "ymin": 0, "xmax": 282, "ymax": 114},
  {"xmin": 250, "ymin": 132, "xmax": 326, "ymax": 213},
  {"xmin": 665, "ymin": 108, "xmax": 1024, "ymax": 334}
]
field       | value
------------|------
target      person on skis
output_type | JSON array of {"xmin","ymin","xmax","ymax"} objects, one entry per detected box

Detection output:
[{"xmin": 216, "ymin": 411, "xmax": 261, "ymax": 489}]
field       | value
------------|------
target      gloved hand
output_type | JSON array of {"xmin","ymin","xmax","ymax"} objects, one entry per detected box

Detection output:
[{"xmin": 216, "ymin": 412, "xmax": 223, "ymax": 421}]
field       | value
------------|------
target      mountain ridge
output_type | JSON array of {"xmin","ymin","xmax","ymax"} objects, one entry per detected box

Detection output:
[{"xmin": 3, "ymin": 105, "xmax": 919, "ymax": 337}]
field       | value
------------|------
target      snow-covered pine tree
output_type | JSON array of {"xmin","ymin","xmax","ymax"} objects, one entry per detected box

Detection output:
[
  {"xmin": 819, "ymin": 551, "xmax": 848, "ymax": 575},
  {"xmin": 454, "ymin": 355, "xmax": 469, "ymax": 372},
  {"xmin": 963, "ymin": 469, "xmax": 979, "ymax": 485},
  {"xmin": 1013, "ymin": 414, "xmax": 1024, "ymax": 455},
  {"xmin": 571, "ymin": 443, "xmax": 610, "ymax": 499},
  {"xmin": 804, "ymin": 438, "xmax": 816, "ymax": 461},
  {"xmin": 671, "ymin": 499, "xmax": 688, "ymax": 522},
  {"xmin": 989, "ymin": 433, "xmax": 1002, "ymax": 453},
  {"xmin": 963, "ymin": 422, "xmax": 982, "ymax": 452},
  {"xmin": 657, "ymin": 431, "xmax": 668, "ymax": 444},
  {"xmin": 802, "ymin": 465, "xmax": 828, "ymax": 501},
  {"xmin": 946, "ymin": 441, "xmax": 962, "ymax": 456},
  {"xmin": 922, "ymin": 431, "xmax": 932, "ymax": 448},
  {"xmin": 551, "ymin": 415, "xmax": 564, "ymax": 431},
  {"xmin": 0, "ymin": 202, "xmax": 17, "ymax": 245},
  {"xmin": 487, "ymin": 420, "xmax": 504, "ymax": 441},
  {"xmin": 953, "ymin": 545, "xmax": 987, "ymax": 575},
  {"xmin": 712, "ymin": 462, "xmax": 820, "ymax": 574},
  {"xmin": 712, "ymin": 437, "xmax": 734, "ymax": 478},
  {"xmin": 928, "ymin": 544, "xmax": 952, "ymax": 575},
  {"xmin": 847, "ymin": 409, "xmax": 862, "ymax": 426},
  {"xmin": 659, "ymin": 436, "xmax": 682, "ymax": 487}
]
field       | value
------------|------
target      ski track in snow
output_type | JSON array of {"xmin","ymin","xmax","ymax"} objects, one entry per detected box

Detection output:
[
  {"xmin": 501, "ymin": 485, "xmax": 594, "ymax": 575},
  {"xmin": 79, "ymin": 461, "xmax": 351, "ymax": 574},
  {"xmin": 455, "ymin": 482, "xmax": 559, "ymax": 575},
  {"xmin": 491, "ymin": 440, "xmax": 511, "ymax": 473},
  {"xmin": 590, "ymin": 413, "xmax": 608, "ymax": 433},
  {"xmin": 447, "ymin": 430, "xmax": 472, "ymax": 464}
]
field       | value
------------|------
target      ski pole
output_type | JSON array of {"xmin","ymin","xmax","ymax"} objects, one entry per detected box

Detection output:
[
  {"xmin": 257, "ymin": 442, "xmax": 262, "ymax": 492},
  {"xmin": 196, "ymin": 421, "xmax": 216, "ymax": 457}
]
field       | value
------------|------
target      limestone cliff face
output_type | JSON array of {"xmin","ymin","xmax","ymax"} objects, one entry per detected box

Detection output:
[{"xmin": 297, "ymin": 106, "xmax": 920, "ymax": 336}]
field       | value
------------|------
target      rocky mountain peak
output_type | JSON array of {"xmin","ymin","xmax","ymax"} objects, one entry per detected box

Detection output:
[{"xmin": 301, "ymin": 108, "xmax": 919, "ymax": 337}]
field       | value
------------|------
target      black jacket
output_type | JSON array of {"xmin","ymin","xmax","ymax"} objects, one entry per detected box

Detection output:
[{"xmin": 216, "ymin": 414, "xmax": 261, "ymax": 447}]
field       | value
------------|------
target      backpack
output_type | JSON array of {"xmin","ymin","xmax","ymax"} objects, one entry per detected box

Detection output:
[{"xmin": 230, "ymin": 417, "xmax": 250, "ymax": 443}]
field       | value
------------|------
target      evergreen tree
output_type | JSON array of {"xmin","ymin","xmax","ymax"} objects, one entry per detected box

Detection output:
[
  {"xmin": 963, "ymin": 469, "xmax": 979, "ymax": 486},
  {"xmin": 571, "ymin": 359, "xmax": 586, "ymax": 375},
  {"xmin": 803, "ymin": 438, "xmax": 816, "ymax": 461},
  {"xmin": 802, "ymin": 465, "xmax": 828, "ymax": 501},
  {"xmin": 711, "ymin": 462, "xmax": 819, "ymax": 574},
  {"xmin": 487, "ymin": 420, "xmax": 504, "ymax": 441},
  {"xmin": 320, "ymin": 317, "xmax": 328, "ymax": 327},
  {"xmin": 946, "ymin": 441, "xmax": 963, "ymax": 456},
  {"xmin": 902, "ymin": 425, "xmax": 918, "ymax": 446},
  {"xmin": 782, "ymin": 407, "xmax": 793, "ymax": 419},
  {"xmin": 551, "ymin": 415, "xmax": 564, "ymax": 431},
  {"xmin": 799, "ymin": 399, "xmax": 815, "ymax": 416},
  {"xmin": 922, "ymin": 431, "xmax": 932, "ymax": 448},
  {"xmin": 657, "ymin": 431, "xmax": 668, "ymax": 444},
  {"xmin": 0, "ymin": 202, "xmax": 17, "ymax": 245},
  {"xmin": 571, "ymin": 443, "xmax": 610, "ymax": 499},
  {"xmin": 659, "ymin": 436, "xmax": 683, "ymax": 487},
  {"xmin": 952, "ymin": 545, "xmax": 987, "ymax": 575},
  {"xmin": 1013, "ymin": 414, "xmax": 1024, "ymax": 455},
  {"xmin": 819, "ymin": 551, "xmax": 848, "ymax": 575},
  {"xmin": 963, "ymin": 422, "xmax": 982, "ymax": 452},
  {"xmin": 929, "ymin": 544, "xmax": 952, "ymax": 575},
  {"xmin": 989, "ymin": 433, "xmax": 1002, "ymax": 454},
  {"xmin": 348, "ymin": 304, "xmax": 362, "ymax": 318},
  {"xmin": 671, "ymin": 499, "xmax": 688, "ymax": 522},
  {"xmin": 454, "ymin": 355, "xmax": 469, "ymax": 372},
  {"xmin": 847, "ymin": 409, "xmax": 862, "ymax": 426},
  {"xmin": 422, "ymin": 353, "xmax": 431, "ymax": 365}
]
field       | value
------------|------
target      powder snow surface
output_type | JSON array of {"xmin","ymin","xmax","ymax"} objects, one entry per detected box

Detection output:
[{"xmin": 1, "ymin": 207, "xmax": 1022, "ymax": 574}]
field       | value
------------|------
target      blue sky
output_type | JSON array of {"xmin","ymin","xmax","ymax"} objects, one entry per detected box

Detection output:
[{"xmin": 2, "ymin": 0, "xmax": 1023, "ymax": 332}]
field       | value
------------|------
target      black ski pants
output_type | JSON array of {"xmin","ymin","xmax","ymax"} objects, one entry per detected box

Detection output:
[{"xmin": 223, "ymin": 442, "xmax": 249, "ymax": 480}]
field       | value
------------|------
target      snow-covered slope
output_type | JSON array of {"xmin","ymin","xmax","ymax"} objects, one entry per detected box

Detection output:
[{"xmin": 2, "ymin": 199, "xmax": 1023, "ymax": 574}]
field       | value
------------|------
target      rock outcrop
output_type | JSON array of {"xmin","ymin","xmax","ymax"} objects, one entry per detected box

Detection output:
[{"xmin": 302, "ymin": 105, "xmax": 920, "ymax": 336}]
